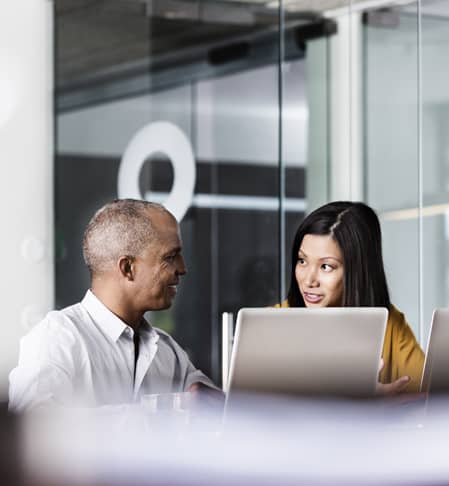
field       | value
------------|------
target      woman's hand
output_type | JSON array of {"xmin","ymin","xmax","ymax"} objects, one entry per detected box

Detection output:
[{"xmin": 376, "ymin": 358, "xmax": 410, "ymax": 397}]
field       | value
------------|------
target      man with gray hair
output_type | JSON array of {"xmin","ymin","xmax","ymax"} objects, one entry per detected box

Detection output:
[{"xmin": 9, "ymin": 199, "xmax": 217, "ymax": 411}]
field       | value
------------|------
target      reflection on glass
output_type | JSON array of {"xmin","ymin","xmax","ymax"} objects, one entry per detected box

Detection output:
[
  {"xmin": 55, "ymin": 0, "xmax": 446, "ymax": 382},
  {"xmin": 55, "ymin": 0, "xmax": 296, "ymax": 383},
  {"xmin": 421, "ymin": 0, "xmax": 449, "ymax": 344},
  {"xmin": 363, "ymin": 2, "xmax": 420, "ymax": 339}
]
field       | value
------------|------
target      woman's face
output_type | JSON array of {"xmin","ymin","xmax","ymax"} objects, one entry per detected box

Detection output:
[{"xmin": 295, "ymin": 234, "xmax": 344, "ymax": 307}]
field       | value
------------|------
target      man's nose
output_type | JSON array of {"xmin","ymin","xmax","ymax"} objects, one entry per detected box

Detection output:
[{"xmin": 176, "ymin": 255, "xmax": 187, "ymax": 276}]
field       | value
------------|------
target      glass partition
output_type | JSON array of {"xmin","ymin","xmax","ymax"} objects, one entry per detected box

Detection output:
[
  {"xmin": 54, "ymin": 0, "xmax": 349, "ymax": 384},
  {"xmin": 55, "ymin": 0, "xmax": 287, "ymax": 384},
  {"xmin": 363, "ymin": 0, "xmax": 449, "ymax": 345},
  {"xmin": 53, "ymin": 0, "xmax": 449, "ymax": 386},
  {"xmin": 421, "ymin": 0, "xmax": 449, "ymax": 345},
  {"xmin": 363, "ymin": 2, "xmax": 421, "ymax": 338}
]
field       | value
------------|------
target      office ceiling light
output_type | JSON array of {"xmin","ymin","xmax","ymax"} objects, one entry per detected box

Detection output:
[
  {"xmin": 219, "ymin": 0, "xmax": 267, "ymax": 3},
  {"xmin": 264, "ymin": 0, "xmax": 416, "ymax": 13},
  {"xmin": 382, "ymin": 203, "xmax": 449, "ymax": 222},
  {"xmin": 147, "ymin": 0, "xmax": 257, "ymax": 25}
]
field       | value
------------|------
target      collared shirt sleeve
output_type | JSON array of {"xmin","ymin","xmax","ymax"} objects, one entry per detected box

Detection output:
[
  {"xmin": 9, "ymin": 313, "xmax": 85, "ymax": 412},
  {"xmin": 155, "ymin": 330, "xmax": 219, "ymax": 392},
  {"xmin": 183, "ymin": 360, "xmax": 219, "ymax": 391}
]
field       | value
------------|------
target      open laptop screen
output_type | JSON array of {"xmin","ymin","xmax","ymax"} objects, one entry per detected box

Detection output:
[
  {"xmin": 226, "ymin": 307, "xmax": 387, "ymax": 401},
  {"xmin": 421, "ymin": 309, "xmax": 449, "ymax": 394}
]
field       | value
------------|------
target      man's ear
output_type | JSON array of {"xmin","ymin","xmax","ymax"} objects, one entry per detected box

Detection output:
[{"xmin": 118, "ymin": 256, "xmax": 134, "ymax": 281}]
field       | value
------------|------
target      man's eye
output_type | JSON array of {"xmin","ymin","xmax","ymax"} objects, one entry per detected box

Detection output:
[{"xmin": 297, "ymin": 258, "xmax": 306, "ymax": 265}]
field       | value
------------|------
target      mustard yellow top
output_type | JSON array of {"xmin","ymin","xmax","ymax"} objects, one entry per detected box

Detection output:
[{"xmin": 275, "ymin": 301, "xmax": 424, "ymax": 393}]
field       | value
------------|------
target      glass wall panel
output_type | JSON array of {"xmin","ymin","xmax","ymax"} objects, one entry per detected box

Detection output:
[
  {"xmin": 421, "ymin": 0, "xmax": 449, "ymax": 345},
  {"xmin": 279, "ymin": 1, "xmax": 348, "ymax": 300},
  {"xmin": 363, "ymin": 2, "xmax": 421, "ymax": 339},
  {"xmin": 53, "ymin": 0, "xmax": 436, "ymax": 389},
  {"xmin": 193, "ymin": 64, "xmax": 283, "ymax": 381},
  {"xmin": 54, "ymin": 0, "xmax": 285, "ymax": 385}
]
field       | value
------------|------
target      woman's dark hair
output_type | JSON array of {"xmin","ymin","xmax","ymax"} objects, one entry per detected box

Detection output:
[{"xmin": 287, "ymin": 201, "xmax": 391, "ymax": 308}]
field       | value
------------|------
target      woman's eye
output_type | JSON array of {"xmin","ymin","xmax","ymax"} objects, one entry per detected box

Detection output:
[
  {"xmin": 297, "ymin": 258, "xmax": 306, "ymax": 265},
  {"xmin": 321, "ymin": 263, "xmax": 333, "ymax": 271}
]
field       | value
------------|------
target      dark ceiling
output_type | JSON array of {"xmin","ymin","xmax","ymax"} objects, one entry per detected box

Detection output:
[{"xmin": 55, "ymin": 0, "xmax": 278, "ymax": 90}]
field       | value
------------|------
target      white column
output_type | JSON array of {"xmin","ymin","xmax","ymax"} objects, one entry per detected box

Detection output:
[
  {"xmin": 329, "ymin": 12, "xmax": 364, "ymax": 201},
  {"xmin": 0, "ymin": 0, "xmax": 54, "ymax": 396},
  {"xmin": 305, "ymin": 37, "xmax": 331, "ymax": 210},
  {"xmin": 305, "ymin": 12, "xmax": 363, "ymax": 207}
]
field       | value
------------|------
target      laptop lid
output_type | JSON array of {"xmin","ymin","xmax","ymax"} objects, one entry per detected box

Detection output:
[
  {"xmin": 421, "ymin": 309, "xmax": 449, "ymax": 394},
  {"xmin": 226, "ymin": 307, "xmax": 388, "ymax": 401}
]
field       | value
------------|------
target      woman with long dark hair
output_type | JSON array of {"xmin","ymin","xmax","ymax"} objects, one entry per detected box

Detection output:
[{"xmin": 278, "ymin": 201, "xmax": 424, "ymax": 394}]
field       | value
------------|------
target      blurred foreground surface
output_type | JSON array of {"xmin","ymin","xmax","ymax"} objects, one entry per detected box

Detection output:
[{"xmin": 4, "ymin": 393, "xmax": 449, "ymax": 485}]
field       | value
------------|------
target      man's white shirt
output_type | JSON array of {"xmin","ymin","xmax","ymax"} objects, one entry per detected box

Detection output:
[{"xmin": 9, "ymin": 290, "xmax": 214, "ymax": 412}]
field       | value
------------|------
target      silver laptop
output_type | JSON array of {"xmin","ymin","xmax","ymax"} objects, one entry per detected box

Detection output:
[
  {"xmin": 226, "ymin": 307, "xmax": 388, "ymax": 401},
  {"xmin": 421, "ymin": 309, "xmax": 449, "ymax": 394}
]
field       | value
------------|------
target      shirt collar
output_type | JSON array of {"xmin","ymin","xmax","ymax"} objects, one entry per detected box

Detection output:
[
  {"xmin": 81, "ymin": 289, "xmax": 158, "ymax": 343},
  {"xmin": 139, "ymin": 317, "xmax": 159, "ymax": 346}
]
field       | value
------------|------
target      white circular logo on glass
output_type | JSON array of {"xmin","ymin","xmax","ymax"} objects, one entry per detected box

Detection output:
[{"xmin": 118, "ymin": 121, "xmax": 196, "ymax": 221}]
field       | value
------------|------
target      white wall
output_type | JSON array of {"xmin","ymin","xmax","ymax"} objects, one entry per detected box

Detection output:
[{"xmin": 0, "ymin": 0, "xmax": 54, "ymax": 397}]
